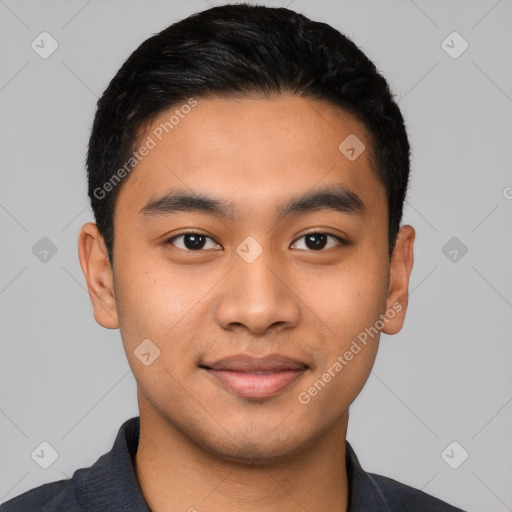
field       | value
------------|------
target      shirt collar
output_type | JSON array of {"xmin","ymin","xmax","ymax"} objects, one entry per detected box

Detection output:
[
  {"xmin": 76, "ymin": 416, "xmax": 151, "ymax": 512},
  {"xmin": 345, "ymin": 438, "xmax": 391, "ymax": 511},
  {"xmin": 79, "ymin": 416, "xmax": 389, "ymax": 512}
]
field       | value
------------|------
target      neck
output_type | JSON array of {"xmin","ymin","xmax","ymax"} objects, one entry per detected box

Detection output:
[{"xmin": 134, "ymin": 398, "xmax": 350, "ymax": 512}]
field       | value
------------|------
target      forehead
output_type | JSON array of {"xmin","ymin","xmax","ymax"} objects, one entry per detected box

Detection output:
[{"xmin": 116, "ymin": 95, "xmax": 386, "ymax": 221}]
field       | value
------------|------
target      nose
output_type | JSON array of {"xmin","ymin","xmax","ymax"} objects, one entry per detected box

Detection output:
[{"xmin": 214, "ymin": 244, "xmax": 301, "ymax": 335}]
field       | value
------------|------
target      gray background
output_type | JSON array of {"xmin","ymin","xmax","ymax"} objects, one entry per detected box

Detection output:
[{"xmin": 1, "ymin": 1, "xmax": 511, "ymax": 510}]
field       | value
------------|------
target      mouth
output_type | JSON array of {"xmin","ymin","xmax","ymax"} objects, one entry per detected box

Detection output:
[{"xmin": 200, "ymin": 354, "xmax": 309, "ymax": 399}]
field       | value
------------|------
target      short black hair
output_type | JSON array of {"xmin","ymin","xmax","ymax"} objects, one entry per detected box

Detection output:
[{"xmin": 87, "ymin": 3, "xmax": 410, "ymax": 265}]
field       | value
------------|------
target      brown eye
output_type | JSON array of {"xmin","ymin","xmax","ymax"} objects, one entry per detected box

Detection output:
[
  {"xmin": 291, "ymin": 232, "xmax": 345, "ymax": 251},
  {"xmin": 166, "ymin": 233, "xmax": 221, "ymax": 251}
]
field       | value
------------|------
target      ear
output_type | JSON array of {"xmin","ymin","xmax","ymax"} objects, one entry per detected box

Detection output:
[
  {"xmin": 382, "ymin": 224, "xmax": 415, "ymax": 335},
  {"xmin": 78, "ymin": 222, "xmax": 119, "ymax": 329}
]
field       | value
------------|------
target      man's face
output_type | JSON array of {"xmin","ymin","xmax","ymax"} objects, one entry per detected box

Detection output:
[{"xmin": 80, "ymin": 94, "xmax": 413, "ymax": 462}]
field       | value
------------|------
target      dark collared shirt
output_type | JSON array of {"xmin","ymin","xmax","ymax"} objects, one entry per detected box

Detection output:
[{"xmin": 0, "ymin": 416, "xmax": 468, "ymax": 511}]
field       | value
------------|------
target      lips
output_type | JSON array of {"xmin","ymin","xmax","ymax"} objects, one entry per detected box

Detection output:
[{"xmin": 200, "ymin": 354, "xmax": 309, "ymax": 399}]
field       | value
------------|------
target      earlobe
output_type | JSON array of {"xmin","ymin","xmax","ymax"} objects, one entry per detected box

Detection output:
[
  {"xmin": 77, "ymin": 222, "xmax": 120, "ymax": 329},
  {"xmin": 382, "ymin": 224, "xmax": 416, "ymax": 336}
]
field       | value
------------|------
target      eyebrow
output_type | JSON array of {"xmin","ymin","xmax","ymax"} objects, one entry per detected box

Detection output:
[{"xmin": 138, "ymin": 184, "xmax": 366, "ymax": 221}]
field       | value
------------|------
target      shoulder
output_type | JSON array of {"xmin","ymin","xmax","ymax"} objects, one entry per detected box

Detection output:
[
  {"xmin": 0, "ymin": 417, "xmax": 140, "ymax": 512},
  {"xmin": 369, "ymin": 472, "xmax": 468, "ymax": 511},
  {"xmin": 0, "ymin": 477, "xmax": 79, "ymax": 512}
]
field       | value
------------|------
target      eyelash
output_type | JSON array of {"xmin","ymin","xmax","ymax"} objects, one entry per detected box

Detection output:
[{"xmin": 165, "ymin": 231, "xmax": 347, "ymax": 252}]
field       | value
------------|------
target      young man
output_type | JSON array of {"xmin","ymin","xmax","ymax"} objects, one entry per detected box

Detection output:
[{"xmin": 1, "ymin": 4, "xmax": 469, "ymax": 512}]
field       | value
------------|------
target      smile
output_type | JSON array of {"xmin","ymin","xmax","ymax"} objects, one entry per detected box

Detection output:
[{"xmin": 200, "ymin": 354, "xmax": 309, "ymax": 399}]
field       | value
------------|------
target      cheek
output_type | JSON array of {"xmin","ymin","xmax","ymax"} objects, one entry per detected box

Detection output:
[
  {"xmin": 296, "ymin": 340, "xmax": 379, "ymax": 418},
  {"xmin": 295, "ymin": 249, "xmax": 388, "ymax": 400},
  {"xmin": 298, "ymin": 251, "xmax": 389, "ymax": 340},
  {"xmin": 112, "ymin": 245, "xmax": 191, "ymax": 337},
  {"xmin": 112, "ymin": 248, "xmax": 220, "ymax": 381}
]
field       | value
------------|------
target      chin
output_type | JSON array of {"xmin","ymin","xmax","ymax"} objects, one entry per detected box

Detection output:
[
  {"xmin": 204, "ymin": 437, "xmax": 303, "ymax": 466},
  {"xmin": 185, "ymin": 421, "xmax": 312, "ymax": 467}
]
